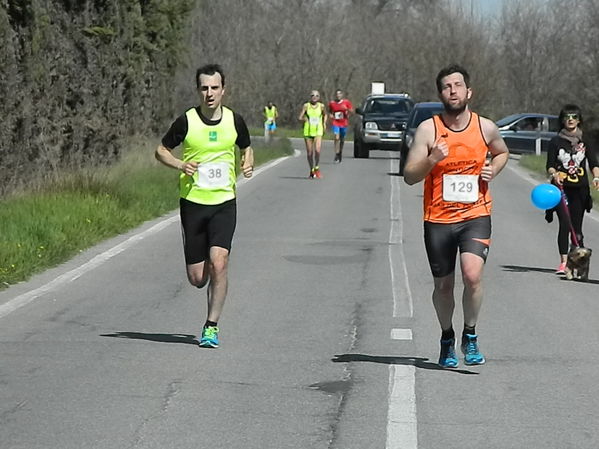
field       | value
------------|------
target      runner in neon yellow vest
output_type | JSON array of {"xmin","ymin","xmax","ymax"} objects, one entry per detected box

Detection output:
[
  {"xmin": 263, "ymin": 101, "xmax": 278, "ymax": 142},
  {"xmin": 155, "ymin": 64, "xmax": 254, "ymax": 348},
  {"xmin": 298, "ymin": 90, "xmax": 326, "ymax": 178},
  {"xmin": 179, "ymin": 106, "xmax": 238, "ymax": 205}
]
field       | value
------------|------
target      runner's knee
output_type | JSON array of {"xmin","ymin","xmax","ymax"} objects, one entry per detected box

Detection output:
[
  {"xmin": 211, "ymin": 261, "xmax": 227, "ymax": 277},
  {"xmin": 188, "ymin": 271, "xmax": 209, "ymax": 288},
  {"xmin": 208, "ymin": 253, "xmax": 229, "ymax": 278},
  {"xmin": 461, "ymin": 265, "xmax": 483, "ymax": 288},
  {"xmin": 433, "ymin": 275, "xmax": 454, "ymax": 295}
]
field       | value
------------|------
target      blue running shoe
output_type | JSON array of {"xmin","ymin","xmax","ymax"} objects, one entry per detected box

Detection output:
[
  {"xmin": 461, "ymin": 334, "xmax": 485, "ymax": 365},
  {"xmin": 198, "ymin": 326, "xmax": 219, "ymax": 348},
  {"xmin": 438, "ymin": 338, "xmax": 459, "ymax": 368}
]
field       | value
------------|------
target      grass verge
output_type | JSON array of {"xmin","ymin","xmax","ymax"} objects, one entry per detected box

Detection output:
[{"xmin": 0, "ymin": 137, "xmax": 293, "ymax": 289}]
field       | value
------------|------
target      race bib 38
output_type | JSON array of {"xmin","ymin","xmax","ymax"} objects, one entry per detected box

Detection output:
[{"xmin": 195, "ymin": 162, "xmax": 229, "ymax": 189}]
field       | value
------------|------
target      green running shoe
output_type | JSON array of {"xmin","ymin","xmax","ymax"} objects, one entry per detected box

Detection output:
[{"xmin": 198, "ymin": 326, "xmax": 219, "ymax": 348}]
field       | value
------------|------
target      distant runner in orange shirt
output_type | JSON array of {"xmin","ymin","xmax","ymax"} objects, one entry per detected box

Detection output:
[{"xmin": 404, "ymin": 64, "xmax": 509, "ymax": 368}]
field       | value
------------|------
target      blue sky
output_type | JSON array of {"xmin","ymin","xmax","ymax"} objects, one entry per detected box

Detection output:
[
  {"xmin": 479, "ymin": 0, "xmax": 503, "ymax": 15},
  {"xmin": 465, "ymin": 0, "xmax": 504, "ymax": 16}
]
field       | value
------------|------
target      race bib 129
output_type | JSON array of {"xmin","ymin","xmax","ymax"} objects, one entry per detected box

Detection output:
[{"xmin": 442, "ymin": 174, "xmax": 479, "ymax": 203}]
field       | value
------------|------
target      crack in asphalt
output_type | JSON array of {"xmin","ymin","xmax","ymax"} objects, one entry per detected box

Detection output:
[
  {"xmin": 127, "ymin": 379, "xmax": 182, "ymax": 449},
  {"xmin": 308, "ymin": 301, "xmax": 362, "ymax": 449}
]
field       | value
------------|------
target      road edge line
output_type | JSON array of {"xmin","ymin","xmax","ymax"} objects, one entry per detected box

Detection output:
[{"xmin": 0, "ymin": 151, "xmax": 300, "ymax": 318}]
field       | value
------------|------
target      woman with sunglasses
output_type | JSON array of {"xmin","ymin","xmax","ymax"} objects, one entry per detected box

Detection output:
[
  {"xmin": 298, "ymin": 90, "xmax": 327, "ymax": 178},
  {"xmin": 546, "ymin": 104, "xmax": 599, "ymax": 274}
]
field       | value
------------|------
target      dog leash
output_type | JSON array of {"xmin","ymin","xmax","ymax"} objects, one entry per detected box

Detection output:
[{"xmin": 557, "ymin": 184, "xmax": 581, "ymax": 247}]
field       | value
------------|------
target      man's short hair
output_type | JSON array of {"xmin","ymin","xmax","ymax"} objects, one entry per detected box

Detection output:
[
  {"xmin": 435, "ymin": 64, "xmax": 470, "ymax": 93},
  {"xmin": 196, "ymin": 64, "xmax": 226, "ymax": 89}
]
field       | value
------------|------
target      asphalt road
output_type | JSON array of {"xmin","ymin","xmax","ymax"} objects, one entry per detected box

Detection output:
[{"xmin": 1, "ymin": 140, "xmax": 599, "ymax": 449}]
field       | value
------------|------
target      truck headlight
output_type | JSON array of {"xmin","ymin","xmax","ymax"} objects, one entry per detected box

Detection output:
[{"xmin": 365, "ymin": 122, "xmax": 378, "ymax": 130}]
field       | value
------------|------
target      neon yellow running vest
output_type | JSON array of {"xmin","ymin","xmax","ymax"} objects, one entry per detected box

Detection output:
[
  {"xmin": 264, "ymin": 105, "xmax": 277, "ymax": 121},
  {"xmin": 180, "ymin": 107, "xmax": 237, "ymax": 205},
  {"xmin": 303, "ymin": 102, "xmax": 324, "ymax": 137}
]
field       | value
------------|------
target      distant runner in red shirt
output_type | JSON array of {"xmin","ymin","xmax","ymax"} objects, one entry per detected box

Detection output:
[{"xmin": 328, "ymin": 89, "xmax": 353, "ymax": 163}]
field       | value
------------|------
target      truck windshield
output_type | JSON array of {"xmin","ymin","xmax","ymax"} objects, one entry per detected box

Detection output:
[{"xmin": 365, "ymin": 99, "xmax": 410, "ymax": 114}]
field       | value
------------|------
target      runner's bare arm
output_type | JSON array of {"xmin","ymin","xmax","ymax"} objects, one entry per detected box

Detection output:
[
  {"xmin": 592, "ymin": 165, "xmax": 599, "ymax": 190},
  {"xmin": 155, "ymin": 144, "xmax": 197, "ymax": 176},
  {"xmin": 480, "ymin": 118, "xmax": 509, "ymax": 182},
  {"xmin": 240, "ymin": 146, "xmax": 254, "ymax": 178},
  {"xmin": 403, "ymin": 119, "xmax": 446, "ymax": 185},
  {"xmin": 298, "ymin": 104, "xmax": 307, "ymax": 122}
]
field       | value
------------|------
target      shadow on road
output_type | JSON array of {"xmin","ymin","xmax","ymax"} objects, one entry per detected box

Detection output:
[
  {"xmin": 501, "ymin": 264, "xmax": 555, "ymax": 274},
  {"xmin": 101, "ymin": 332, "xmax": 198, "ymax": 345},
  {"xmin": 501, "ymin": 264, "xmax": 599, "ymax": 283},
  {"xmin": 332, "ymin": 353, "xmax": 478, "ymax": 375},
  {"xmin": 560, "ymin": 277, "xmax": 599, "ymax": 284}
]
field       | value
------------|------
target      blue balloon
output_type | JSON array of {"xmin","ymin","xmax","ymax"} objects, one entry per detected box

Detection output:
[{"xmin": 531, "ymin": 183, "xmax": 561, "ymax": 210}]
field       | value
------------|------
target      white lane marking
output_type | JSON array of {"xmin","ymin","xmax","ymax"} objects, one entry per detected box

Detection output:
[
  {"xmin": 0, "ymin": 216, "xmax": 178, "ymax": 319},
  {"xmin": 389, "ymin": 157, "xmax": 413, "ymax": 318},
  {"xmin": 391, "ymin": 328, "xmax": 413, "ymax": 340},
  {"xmin": 387, "ymin": 155, "xmax": 418, "ymax": 449},
  {"xmin": 387, "ymin": 365, "xmax": 418, "ymax": 449},
  {"xmin": 0, "ymin": 150, "xmax": 301, "ymax": 319}
]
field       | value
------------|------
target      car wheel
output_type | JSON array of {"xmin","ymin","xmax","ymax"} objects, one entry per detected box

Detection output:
[{"xmin": 354, "ymin": 139, "xmax": 369, "ymax": 158}]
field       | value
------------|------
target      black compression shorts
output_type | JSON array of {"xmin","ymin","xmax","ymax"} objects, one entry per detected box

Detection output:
[
  {"xmin": 423, "ymin": 216, "xmax": 491, "ymax": 278},
  {"xmin": 179, "ymin": 198, "xmax": 237, "ymax": 265}
]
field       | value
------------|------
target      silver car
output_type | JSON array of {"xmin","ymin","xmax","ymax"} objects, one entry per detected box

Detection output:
[
  {"xmin": 353, "ymin": 93, "xmax": 414, "ymax": 158},
  {"xmin": 496, "ymin": 113, "xmax": 559, "ymax": 154}
]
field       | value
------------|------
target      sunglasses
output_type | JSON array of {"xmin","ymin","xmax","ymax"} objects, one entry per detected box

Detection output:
[{"xmin": 565, "ymin": 113, "xmax": 579, "ymax": 120}]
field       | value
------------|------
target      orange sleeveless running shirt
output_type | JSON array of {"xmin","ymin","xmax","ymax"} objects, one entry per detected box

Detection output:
[{"xmin": 423, "ymin": 112, "xmax": 492, "ymax": 223}]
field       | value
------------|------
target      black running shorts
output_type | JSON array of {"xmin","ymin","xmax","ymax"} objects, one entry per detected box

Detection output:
[
  {"xmin": 179, "ymin": 198, "xmax": 237, "ymax": 265},
  {"xmin": 423, "ymin": 215, "xmax": 491, "ymax": 278}
]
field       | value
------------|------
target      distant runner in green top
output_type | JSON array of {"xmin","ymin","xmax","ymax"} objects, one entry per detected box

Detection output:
[
  {"xmin": 298, "ymin": 90, "xmax": 327, "ymax": 179},
  {"xmin": 263, "ymin": 101, "xmax": 278, "ymax": 142},
  {"xmin": 155, "ymin": 63, "xmax": 254, "ymax": 349}
]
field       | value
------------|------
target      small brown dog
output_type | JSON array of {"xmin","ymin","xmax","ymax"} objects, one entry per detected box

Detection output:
[{"xmin": 565, "ymin": 247, "xmax": 592, "ymax": 281}]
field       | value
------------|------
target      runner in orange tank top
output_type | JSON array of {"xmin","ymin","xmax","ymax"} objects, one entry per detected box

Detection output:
[
  {"xmin": 424, "ymin": 112, "xmax": 492, "ymax": 223},
  {"xmin": 404, "ymin": 64, "xmax": 509, "ymax": 368}
]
